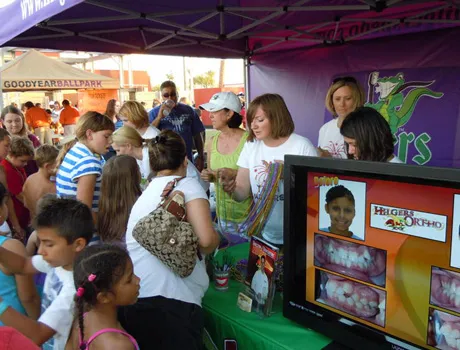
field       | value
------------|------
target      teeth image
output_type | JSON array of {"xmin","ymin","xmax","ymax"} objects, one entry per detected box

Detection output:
[
  {"xmin": 362, "ymin": 248, "xmax": 371, "ymax": 261},
  {"xmin": 355, "ymin": 302, "xmax": 363, "ymax": 309},
  {"xmin": 346, "ymin": 298, "xmax": 354, "ymax": 306},
  {"xmin": 451, "ymin": 282, "xmax": 457, "ymax": 294},
  {"xmin": 452, "ymin": 329, "xmax": 460, "ymax": 338},
  {"xmin": 352, "ymin": 293, "xmax": 360, "ymax": 302},
  {"xmin": 325, "ymin": 284, "xmax": 334, "ymax": 295},
  {"xmin": 445, "ymin": 336, "xmax": 457, "ymax": 348},
  {"xmin": 369, "ymin": 301, "xmax": 378, "ymax": 308},
  {"xmin": 378, "ymin": 300, "xmax": 385, "ymax": 309},
  {"xmin": 440, "ymin": 324, "xmax": 452, "ymax": 335},
  {"xmin": 338, "ymin": 295, "xmax": 346, "ymax": 303},
  {"xmin": 336, "ymin": 287, "xmax": 344, "ymax": 296},
  {"xmin": 338, "ymin": 248, "xmax": 347, "ymax": 259},
  {"xmin": 360, "ymin": 298, "xmax": 369, "ymax": 305},
  {"xmin": 343, "ymin": 283, "xmax": 353, "ymax": 294},
  {"xmin": 345, "ymin": 260, "xmax": 352, "ymax": 268},
  {"xmin": 328, "ymin": 281, "xmax": 337, "ymax": 292},
  {"xmin": 349, "ymin": 252, "xmax": 358, "ymax": 264}
]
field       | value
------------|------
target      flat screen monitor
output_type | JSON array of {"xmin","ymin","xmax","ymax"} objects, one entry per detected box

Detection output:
[{"xmin": 283, "ymin": 156, "xmax": 460, "ymax": 350}]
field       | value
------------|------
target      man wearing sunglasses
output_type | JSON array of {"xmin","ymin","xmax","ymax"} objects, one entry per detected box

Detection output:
[{"xmin": 149, "ymin": 80, "xmax": 205, "ymax": 171}]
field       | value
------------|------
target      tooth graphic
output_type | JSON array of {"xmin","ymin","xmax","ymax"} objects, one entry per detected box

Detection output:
[
  {"xmin": 336, "ymin": 287, "xmax": 344, "ymax": 296},
  {"xmin": 343, "ymin": 283, "xmax": 353, "ymax": 294},
  {"xmin": 369, "ymin": 301, "xmax": 378, "ymax": 308},
  {"xmin": 360, "ymin": 298, "xmax": 369, "ymax": 305},
  {"xmin": 352, "ymin": 293, "xmax": 360, "ymax": 302},
  {"xmin": 455, "ymin": 294, "xmax": 460, "ymax": 308},
  {"xmin": 346, "ymin": 298, "xmax": 354, "ymax": 306},
  {"xmin": 362, "ymin": 248, "xmax": 371, "ymax": 261},
  {"xmin": 338, "ymin": 295, "xmax": 346, "ymax": 303},
  {"xmin": 440, "ymin": 323, "xmax": 452, "ymax": 335},
  {"xmin": 355, "ymin": 302, "xmax": 363, "ymax": 309}
]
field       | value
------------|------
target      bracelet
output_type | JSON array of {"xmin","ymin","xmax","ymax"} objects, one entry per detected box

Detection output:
[{"xmin": 0, "ymin": 300, "xmax": 10, "ymax": 317}]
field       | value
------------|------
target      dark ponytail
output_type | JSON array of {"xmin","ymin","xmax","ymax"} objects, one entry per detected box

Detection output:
[{"xmin": 73, "ymin": 244, "xmax": 130, "ymax": 348}]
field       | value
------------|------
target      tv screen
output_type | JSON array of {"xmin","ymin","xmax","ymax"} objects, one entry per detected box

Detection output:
[{"xmin": 283, "ymin": 156, "xmax": 460, "ymax": 350}]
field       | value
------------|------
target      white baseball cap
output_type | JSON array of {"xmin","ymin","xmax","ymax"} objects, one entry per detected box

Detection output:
[{"xmin": 199, "ymin": 92, "xmax": 242, "ymax": 113}]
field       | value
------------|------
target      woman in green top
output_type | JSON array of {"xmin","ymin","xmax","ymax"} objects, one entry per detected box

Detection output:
[{"xmin": 200, "ymin": 92, "xmax": 251, "ymax": 243}]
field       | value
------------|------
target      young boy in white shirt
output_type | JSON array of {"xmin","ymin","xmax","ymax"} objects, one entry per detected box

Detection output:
[{"xmin": 0, "ymin": 197, "xmax": 94, "ymax": 350}]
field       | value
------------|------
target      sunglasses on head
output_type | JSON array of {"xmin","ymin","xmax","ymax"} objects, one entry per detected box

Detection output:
[
  {"xmin": 332, "ymin": 76, "xmax": 357, "ymax": 84},
  {"xmin": 163, "ymin": 92, "xmax": 177, "ymax": 98}
]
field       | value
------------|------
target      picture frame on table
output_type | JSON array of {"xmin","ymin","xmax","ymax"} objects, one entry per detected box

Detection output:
[{"xmin": 237, "ymin": 236, "xmax": 279, "ymax": 317}]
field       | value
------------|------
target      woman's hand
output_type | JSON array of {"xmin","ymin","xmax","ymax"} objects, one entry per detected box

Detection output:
[
  {"xmin": 317, "ymin": 147, "xmax": 332, "ymax": 158},
  {"xmin": 218, "ymin": 168, "xmax": 237, "ymax": 193},
  {"xmin": 200, "ymin": 169, "xmax": 216, "ymax": 183}
]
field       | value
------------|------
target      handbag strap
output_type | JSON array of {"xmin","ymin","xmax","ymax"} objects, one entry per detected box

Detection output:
[{"xmin": 160, "ymin": 176, "xmax": 185, "ymax": 201}]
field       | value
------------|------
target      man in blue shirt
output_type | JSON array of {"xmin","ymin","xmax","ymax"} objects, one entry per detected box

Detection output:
[{"xmin": 149, "ymin": 81, "xmax": 205, "ymax": 171}]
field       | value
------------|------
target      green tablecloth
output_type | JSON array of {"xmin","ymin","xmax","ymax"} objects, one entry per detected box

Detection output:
[{"xmin": 202, "ymin": 243, "xmax": 332, "ymax": 350}]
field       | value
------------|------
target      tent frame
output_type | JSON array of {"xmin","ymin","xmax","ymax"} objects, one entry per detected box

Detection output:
[{"xmin": 7, "ymin": 0, "xmax": 460, "ymax": 57}]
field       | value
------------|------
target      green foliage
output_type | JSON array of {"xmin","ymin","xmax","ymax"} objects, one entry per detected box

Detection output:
[{"xmin": 193, "ymin": 70, "xmax": 216, "ymax": 88}]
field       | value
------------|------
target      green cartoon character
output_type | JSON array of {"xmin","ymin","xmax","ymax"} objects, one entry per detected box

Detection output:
[{"xmin": 365, "ymin": 72, "xmax": 443, "ymax": 135}]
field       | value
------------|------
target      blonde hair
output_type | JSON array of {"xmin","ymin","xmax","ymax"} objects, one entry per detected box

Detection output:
[
  {"xmin": 35, "ymin": 144, "xmax": 59, "ymax": 168},
  {"xmin": 325, "ymin": 79, "xmax": 365, "ymax": 117},
  {"xmin": 97, "ymin": 155, "xmax": 142, "ymax": 242},
  {"xmin": 119, "ymin": 101, "xmax": 149, "ymax": 129},
  {"xmin": 246, "ymin": 93, "xmax": 294, "ymax": 142},
  {"xmin": 112, "ymin": 126, "xmax": 145, "ymax": 148},
  {"xmin": 57, "ymin": 112, "xmax": 115, "ymax": 167}
]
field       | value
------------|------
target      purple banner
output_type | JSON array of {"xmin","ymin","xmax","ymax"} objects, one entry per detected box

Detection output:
[
  {"xmin": 0, "ymin": 0, "xmax": 83, "ymax": 45},
  {"xmin": 249, "ymin": 27, "xmax": 460, "ymax": 168},
  {"xmin": 327, "ymin": 69, "xmax": 460, "ymax": 166}
]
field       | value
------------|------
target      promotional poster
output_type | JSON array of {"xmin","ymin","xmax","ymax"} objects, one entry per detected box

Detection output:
[
  {"xmin": 245, "ymin": 236, "xmax": 279, "ymax": 317},
  {"xmin": 306, "ymin": 172, "xmax": 460, "ymax": 349}
]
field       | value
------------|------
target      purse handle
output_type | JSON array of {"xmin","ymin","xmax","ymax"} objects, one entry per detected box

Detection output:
[{"xmin": 159, "ymin": 176, "xmax": 185, "ymax": 204}]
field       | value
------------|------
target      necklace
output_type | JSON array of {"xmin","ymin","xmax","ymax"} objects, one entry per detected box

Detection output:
[{"xmin": 238, "ymin": 161, "xmax": 284, "ymax": 237}]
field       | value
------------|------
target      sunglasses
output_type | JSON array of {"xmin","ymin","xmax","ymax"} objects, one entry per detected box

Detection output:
[
  {"xmin": 163, "ymin": 92, "xmax": 177, "ymax": 98},
  {"xmin": 332, "ymin": 76, "xmax": 357, "ymax": 84}
]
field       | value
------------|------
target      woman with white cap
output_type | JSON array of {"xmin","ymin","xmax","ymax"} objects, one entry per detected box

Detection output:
[{"xmin": 200, "ymin": 92, "xmax": 251, "ymax": 242}]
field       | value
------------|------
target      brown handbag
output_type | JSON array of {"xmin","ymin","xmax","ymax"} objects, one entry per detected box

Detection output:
[{"xmin": 132, "ymin": 177, "xmax": 199, "ymax": 278}]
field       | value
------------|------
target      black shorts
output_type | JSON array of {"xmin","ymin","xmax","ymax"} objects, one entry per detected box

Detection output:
[{"xmin": 118, "ymin": 295, "xmax": 204, "ymax": 350}]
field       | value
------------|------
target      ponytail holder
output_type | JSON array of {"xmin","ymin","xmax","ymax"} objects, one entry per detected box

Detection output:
[
  {"xmin": 76, "ymin": 287, "xmax": 85, "ymax": 298},
  {"xmin": 154, "ymin": 135, "xmax": 166, "ymax": 144},
  {"xmin": 88, "ymin": 274, "xmax": 96, "ymax": 282}
]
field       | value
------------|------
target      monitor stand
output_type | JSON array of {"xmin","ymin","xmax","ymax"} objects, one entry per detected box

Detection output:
[{"xmin": 322, "ymin": 341, "xmax": 352, "ymax": 350}]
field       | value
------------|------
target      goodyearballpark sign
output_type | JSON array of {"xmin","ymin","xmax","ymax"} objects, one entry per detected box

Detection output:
[{"xmin": 2, "ymin": 79, "xmax": 103, "ymax": 90}]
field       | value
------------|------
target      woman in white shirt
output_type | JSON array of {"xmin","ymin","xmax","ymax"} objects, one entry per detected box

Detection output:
[
  {"xmin": 340, "ymin": 107, "xmax": 403, "ymax": 163},
  {"xmin": 112, "ymin": 126, "xmax": 208, "ymax": 191},
  {"xmin": 119, "ymin": 129, "xmax": 219, "ymax": 350},
  {"xmin": 219, "ymin": 93, "xmax": 318, "ymax": 246},
  {"xmin": 318, "ymin": 76, "xmax": 365, "ymax": 159}
]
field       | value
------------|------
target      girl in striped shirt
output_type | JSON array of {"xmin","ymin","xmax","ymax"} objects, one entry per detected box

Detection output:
[{"xmin": 56, "ymin": 112, "xmax": 115, "ymax": 224}]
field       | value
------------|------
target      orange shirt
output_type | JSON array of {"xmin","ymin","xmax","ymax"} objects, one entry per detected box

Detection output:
[
  {"xmin": 59, "ymin": 106, "xmax": 80, "ymax": 125},
  {"xmin": 25, "ymin": 107, "xmax": 51, "ymax": 129}
]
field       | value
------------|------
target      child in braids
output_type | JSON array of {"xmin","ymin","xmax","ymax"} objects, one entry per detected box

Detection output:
[{"xmin": 65, "ymin": 244, "xmax": 140, "ymax": 350}]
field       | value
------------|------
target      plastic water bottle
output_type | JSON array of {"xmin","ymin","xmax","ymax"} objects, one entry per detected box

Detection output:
[{"xmin": 162, "ymin": 99, "xmax": 175, "ymax": 117}]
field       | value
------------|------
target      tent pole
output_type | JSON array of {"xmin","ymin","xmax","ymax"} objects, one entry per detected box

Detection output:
[
  {"xmin": 0, "ymin": 48, "xmax": 4, "ymax": 109},
  {"xmin": 119, "ymin": 55, "xmax": 125, "ymax": 103}
]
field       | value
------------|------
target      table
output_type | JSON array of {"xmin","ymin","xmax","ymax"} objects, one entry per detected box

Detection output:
[{"xmin": 202, "ymin": 243, "xmax": 332, "ymax": 350}]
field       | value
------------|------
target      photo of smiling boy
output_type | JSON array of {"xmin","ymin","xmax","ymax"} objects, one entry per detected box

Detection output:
[
  {"xmin": 0, "ymin": 197, "xmax": 94, "ymax": 350},
  {"xmin": 319, "ymin": 182, "xmax": 366, "ymax": 241}
]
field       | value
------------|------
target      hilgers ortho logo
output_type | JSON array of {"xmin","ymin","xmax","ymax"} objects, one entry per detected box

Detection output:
[{"xmin": 373, "ymin": 206, "xmax": 444, "ymax": 231}]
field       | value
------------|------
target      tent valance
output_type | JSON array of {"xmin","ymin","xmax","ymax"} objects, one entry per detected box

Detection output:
[
  {"xmin": 0, "ymin": 49, "xmax": 119, "ymax": 91},
  {"xmin": 1, "ymin": 1, "xmax": 460, "ymax": 59}
]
